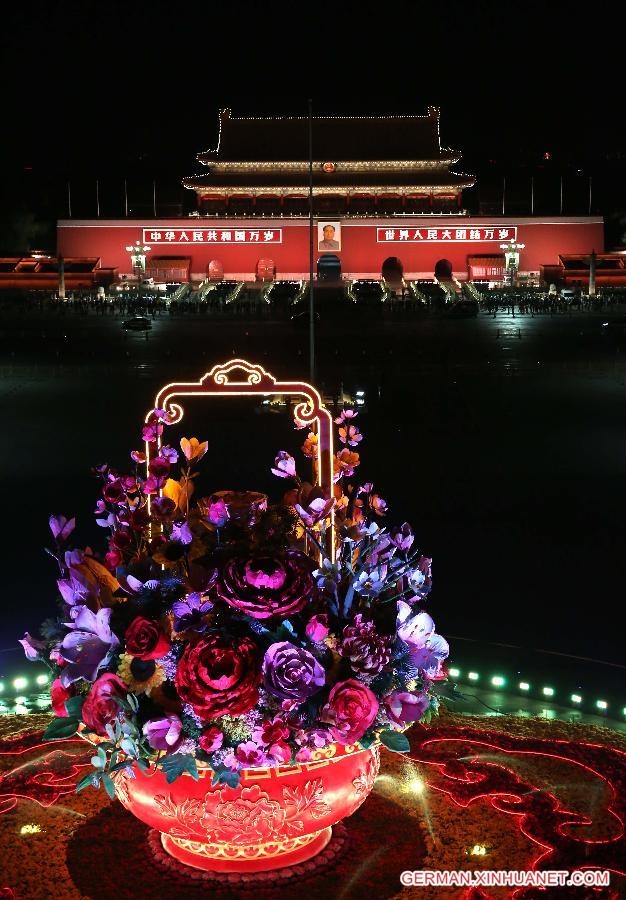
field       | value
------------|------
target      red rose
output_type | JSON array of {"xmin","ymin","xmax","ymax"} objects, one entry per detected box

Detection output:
[
  {"xmin": 199, "ymin": 725, "xmax": 224, "ymax": 754},
  {"xmin": 175, "ymin": 634, "xmax": 260, "ymax": 720},
  {"xmin": 125, "ymin": 616, "xmax": 171, "ymax": 660},
  {"xmin": 82, "ymin": 673, "xmax": 127, "ymax": 736},
  {"xmin": 51, "ymin": 678, "xmax": 72, "ymax": 717},
  {"xmin": 320, "ymin": 679, "xmax": 379, "ymax": 745}
]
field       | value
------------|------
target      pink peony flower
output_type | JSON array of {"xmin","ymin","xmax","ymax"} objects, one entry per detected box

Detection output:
[
  {"xmin": 233, "ymin": 741, "xmax": 269, "ymax": 768},
  {"xmin": 320, "ymin": 679, "xmax": 379, "ymax": 745}
]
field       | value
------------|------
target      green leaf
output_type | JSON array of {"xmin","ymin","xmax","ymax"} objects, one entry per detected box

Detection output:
[
  {"xmin": 102, "ymin": 773, "xmax": 116, "ymax": 800},
  {"xmin": 159, "ymin": 753, "xmax": 199, "ymax": 785},
  {"xmin": 64, "ymin": 696, "xmax": 84, "ymax": 719},
  {"xmin": 43, "ymin": 717, "xmax": 79, "ymax": 741},
  {"xmin": 136, "ymin": 757, "xmax": 150, "ymax": 773},
  {"xmin": 357, "ymin": 730, "xmax": 378, "ymax": 750},
  {"xmin": 76, "ymin": 773, "xmax": 100, "ymax": 792},
  {"xmin": 126, "ymin": 693, "xmax": 139, "ymax": 713},
  {"xmin": 379, "ymin": 730, "xmax": 410, "ymax": 754},
  {"xmin": 211, "ymin": 766, "xmax": 240, "ymax": 789}
]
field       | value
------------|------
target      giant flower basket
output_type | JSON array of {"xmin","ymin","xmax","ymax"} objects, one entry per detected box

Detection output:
[{"xmin": 22, "ymin": 360, "xmax": 449, "ymax": 873}]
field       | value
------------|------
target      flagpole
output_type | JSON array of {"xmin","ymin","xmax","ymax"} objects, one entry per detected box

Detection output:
[{"xmin": 308, "ymin": 99, "xmax": 315, "ymax": 384}]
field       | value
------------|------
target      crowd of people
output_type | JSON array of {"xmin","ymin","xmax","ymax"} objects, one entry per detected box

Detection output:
[{"xmin": 1, "ymin": 284, "xmax": 625, "ymax": 321}]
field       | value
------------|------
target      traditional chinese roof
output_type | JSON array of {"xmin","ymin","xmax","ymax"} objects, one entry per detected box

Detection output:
[
  {"xmin": 183, "ymin": 164, "xmax": 474, "ymax": 194},
  {"xmin": 198, "ymin": 108, "xmax": 455, "ymax": 163}
]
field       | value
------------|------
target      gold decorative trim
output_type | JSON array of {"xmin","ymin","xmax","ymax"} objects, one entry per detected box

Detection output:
[
  {"xmin": 166, "ymin": 828, "xmax": 326, "ymax": 860},
  {"xmin": 198, "ymin": 160, "xmax": 460, "ymax": 171},
  {"xmin": 184, "ymin": 184, "xmax": 473, "ymax": 196}
]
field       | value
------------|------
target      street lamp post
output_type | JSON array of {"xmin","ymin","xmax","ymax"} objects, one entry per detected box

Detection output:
[
  {"xmin": 501, "ymin": 239, "xmax": 525, "ymax": 318},
  {"xmin": 126, "ymin": 240, "xmax": 151, "ymax": 301}
]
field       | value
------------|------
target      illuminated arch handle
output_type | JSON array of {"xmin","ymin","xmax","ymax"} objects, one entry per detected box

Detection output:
[{"xmin": 145, "ymin": 359, "xmax": 335, "ymax": 558}]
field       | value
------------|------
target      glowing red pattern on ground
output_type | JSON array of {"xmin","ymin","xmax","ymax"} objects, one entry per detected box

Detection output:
[
  {"xmin": 409, "ymin": 725, "xmax": 626, "ymax": 880},
  {"xmin": 0, "ymin": 732, "xmax": 90, "ymax": 814}
]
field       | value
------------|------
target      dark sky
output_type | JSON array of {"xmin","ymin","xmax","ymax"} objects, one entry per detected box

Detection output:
[{"xmin": 1, "ymin": 0, "xmax": 624, "ymax": 181}]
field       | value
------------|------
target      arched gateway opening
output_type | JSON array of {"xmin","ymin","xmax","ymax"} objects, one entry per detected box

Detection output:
[
  {"xmin": 434, "ymin": 258, "xmax": 453, "ymax": 279},
  {"xmin": 382, "ymin": 256, "xmax": 404, "ymax": 282},
  {"xmin": 317, "ymin": 254, "xmax": 341, "ymax": 281}
]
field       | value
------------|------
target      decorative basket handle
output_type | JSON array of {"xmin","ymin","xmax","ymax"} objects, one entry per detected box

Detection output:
[{"xmin": 143, "ymin": 359, "xmax": 335, "ymax": 559}]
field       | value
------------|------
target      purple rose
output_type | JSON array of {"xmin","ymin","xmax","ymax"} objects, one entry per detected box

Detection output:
[
  {"xmin": 385, "ymin": 690, "xmax": 430, "ymax": 727},
  {"xmin": 142, "ymin": 715, "xmax": 183, "ymax": 752},
  {"xmin": 263, "ymin": 641, "xmax": 325, "ymax": 702},
  {"xmin": 59, "ymin": 606, "xmax": 120, "ymax": 687}
]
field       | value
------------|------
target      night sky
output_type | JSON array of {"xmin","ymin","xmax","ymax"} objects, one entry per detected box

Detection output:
[{"xmin": 1, "ymin": 1, "xmax": 624, "ymax": 176}]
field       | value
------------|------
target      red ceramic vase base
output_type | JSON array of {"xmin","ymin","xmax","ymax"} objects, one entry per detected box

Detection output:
[{"xmin": 161, "ymin": 826, "xmax": 333, "ymax": 873}]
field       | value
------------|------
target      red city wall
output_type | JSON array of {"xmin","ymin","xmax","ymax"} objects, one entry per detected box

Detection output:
[{"xmin": 57, "ymin": 217, "xmax": 604, "ymax": 280}]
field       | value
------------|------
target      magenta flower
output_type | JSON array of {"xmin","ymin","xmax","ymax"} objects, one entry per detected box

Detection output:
[
  {"xmin": 271, "ymin": 451, "xmax": 296, "ymax": 479},
  {"xmin": 142, "ymin": 421, "xmax": 163, "ymax": 443},
  {"xmin": 217, "ymin": 551, "xmax": 315, "ymax": 619},
  {"xmin": 142, "ymin": 715, "xmax": 183, "ymax": 752},
  {"xmin": 334, "ymin": 409, "xmax": 358, "ymax": 424},
  {"xmin": 305, "ymin": 614, "xmax": 329, "ymax": 642},
  {"xmin": 204, "ymin": 498, "xmax": 229, "ymax": 528},
  {"xmin": 385, "ymin": 691, "xmax": 430, "ymax": 727},
  {"xmin": 170, "ymin": 521, "xmax": 193, "ymax": 545},
  {"xmin": 229, "ymin": 741, "xmax": 269, "ymax": 768},
  {"xmin": 49, "ymin": 515, "xmax": 76, "ymax": 542}
]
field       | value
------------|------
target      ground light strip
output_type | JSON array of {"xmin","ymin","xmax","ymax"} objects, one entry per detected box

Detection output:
[{"xmin": 446, "ymin": 666, "xmax": 624, "ymax": 717}]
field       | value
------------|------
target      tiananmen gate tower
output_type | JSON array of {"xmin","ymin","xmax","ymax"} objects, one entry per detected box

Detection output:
[{"xmin": 55, "ymin": 108, "xmax": 607, "ymax": 287}]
